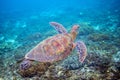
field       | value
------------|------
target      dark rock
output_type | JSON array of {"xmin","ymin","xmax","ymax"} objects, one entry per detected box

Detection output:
[{"xmin": 60, "ymin": 53, "xmax": 83, "ymax": 70}]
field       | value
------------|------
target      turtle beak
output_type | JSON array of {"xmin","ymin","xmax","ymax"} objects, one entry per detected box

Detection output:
[{"xmin": 71, "ymin": 24, "xmax": 80, "ymax": 33}]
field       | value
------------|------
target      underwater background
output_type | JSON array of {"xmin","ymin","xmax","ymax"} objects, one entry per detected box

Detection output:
[{"xmin": 0, "ymin": 0, "xmax": 120, "ymax": 80}]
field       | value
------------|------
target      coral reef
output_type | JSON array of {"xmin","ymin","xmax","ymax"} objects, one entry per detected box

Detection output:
[
  {"xmin": 88, "ymin": 33, "xmax": 110, "ymax": 41},
  {"xmin": 112, "ymin": 51, "xmax": 120, "ymax": 62}
]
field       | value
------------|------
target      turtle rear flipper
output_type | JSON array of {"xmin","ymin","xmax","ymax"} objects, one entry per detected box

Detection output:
[
  {"xmin": 49, "ymin": 22, "xmax": 67, "ymax": 34},
  {"xmin": 76, "ymin": 41, "xmax": 87, "ymax": 63}
]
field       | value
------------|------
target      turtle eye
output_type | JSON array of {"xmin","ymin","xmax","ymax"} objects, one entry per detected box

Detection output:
[{"xmin": 74, "ymin": 25, "xmax": 79, "ymax": 30}]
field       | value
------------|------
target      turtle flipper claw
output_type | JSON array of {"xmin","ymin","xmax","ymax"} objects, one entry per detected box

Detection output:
[
  {"xmin": 76, "ymin": 41, "xmax": 87, "ymax": 63},
  {"xmin": 49, "ymin": 22, "xmax": 67, "ymax": 34},
  {"xmin": 20, "ymin": 59, "xmax": 32, "ymax": 70}
]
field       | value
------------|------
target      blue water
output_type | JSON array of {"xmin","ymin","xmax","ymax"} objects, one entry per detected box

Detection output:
[{"xmin": 0, "ymin": 0, "xmax": 120, "ymax": 79}]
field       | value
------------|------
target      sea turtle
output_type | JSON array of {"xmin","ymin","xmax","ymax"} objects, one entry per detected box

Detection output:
[{"xmin": 19, "ymin": 22, "xmax": 87, "ymax": 71}]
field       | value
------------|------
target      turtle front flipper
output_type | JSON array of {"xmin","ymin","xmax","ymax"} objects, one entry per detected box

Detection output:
[
  {"xmin": 76, "ymin": 41, "xmax": 87, "ymax": 63},
  {"xmin": 49, "ymin": 22, "xmax": 67, "ymax": 34}
]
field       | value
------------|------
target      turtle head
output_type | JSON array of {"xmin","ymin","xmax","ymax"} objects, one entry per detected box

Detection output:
[
  {"xmin": 70, "ymin": 25, "xmax": 79, "ymax": 41},
  {"xmin": 19, "ymin": 59, "xmax": 32, "ymax": 70}
]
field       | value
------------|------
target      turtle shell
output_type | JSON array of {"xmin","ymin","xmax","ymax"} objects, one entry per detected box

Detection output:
[{"xmin": 25, "ymin": 33, "xmax": 74, "ymax": 62}]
